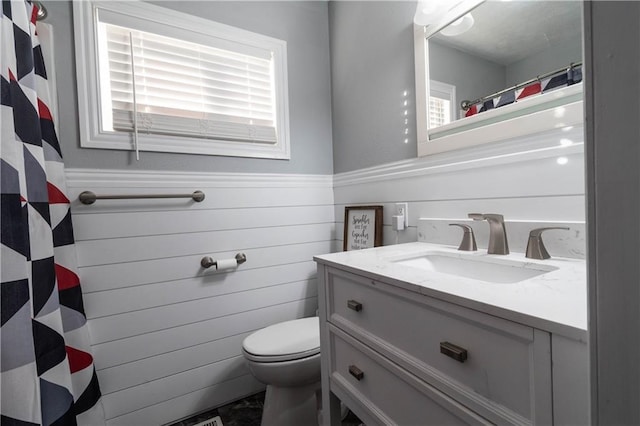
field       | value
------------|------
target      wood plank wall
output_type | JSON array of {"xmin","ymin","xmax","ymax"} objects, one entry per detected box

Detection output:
[
  {"xmin": 333, "ymin": 132, "xmax": 586, "ymax": 249},
  {"xmin": 65, "ymin": 169, "xmax": 335, "ymax": 425},
  {"xmin": 65, "ymin": 133, "xmax": 585, "ymax": 424}
]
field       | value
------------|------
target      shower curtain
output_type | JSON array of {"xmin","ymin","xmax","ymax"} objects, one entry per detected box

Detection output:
[{"xmin": 1, "ymin": 1, "xmax": 104, "ymax": 424}]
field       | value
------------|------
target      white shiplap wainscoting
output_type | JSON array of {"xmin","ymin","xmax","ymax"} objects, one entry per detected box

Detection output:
[
  {"xmin": 334, "ymin": 127, "xmax": 587, "ymax": 253},
  {"xmin": 65, "ymin": 169, "xmax": 335, "ymax": 426}
]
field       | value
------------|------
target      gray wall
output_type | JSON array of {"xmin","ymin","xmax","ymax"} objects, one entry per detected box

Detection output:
[
  {"xmin": 45, "ymin": 0, "xmax": 334, "ymax": 174},
  {"xmin": 506, "ymin": 35, "xmax": 583, "ymax": 87},
  {"xmin": 428, "ymin": 41, "xmax": 505, "ymax": 118},
  {"xmin": 329, "ymin": 1, "xmax": 417, "ymax": 174}
]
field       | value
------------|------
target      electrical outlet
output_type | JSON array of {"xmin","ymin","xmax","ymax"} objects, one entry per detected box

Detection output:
[{"xmin": 395, "ymin": 202, "xmax": 408, "ymax": 227}]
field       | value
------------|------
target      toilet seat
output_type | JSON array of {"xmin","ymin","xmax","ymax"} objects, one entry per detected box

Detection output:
[
  {"xmin": 242, "ymin": 317, "xmax": 320, "ymax": 363},
  {"xmin": 243, "ymin": 347, "xmax": 320, "ymax": 363}
]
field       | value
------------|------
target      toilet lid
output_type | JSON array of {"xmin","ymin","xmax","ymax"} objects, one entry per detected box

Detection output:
[{"xmin": 242, "ymin": 317, "xmax": 319, "ymax": 360}]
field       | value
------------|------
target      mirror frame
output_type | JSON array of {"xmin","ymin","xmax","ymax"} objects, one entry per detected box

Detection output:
[{"xmin": 414, "ymin": 0, "xmax": 584, "ymax": 157}]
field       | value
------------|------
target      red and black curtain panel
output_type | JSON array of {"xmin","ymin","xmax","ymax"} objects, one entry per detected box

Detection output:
[{"xmin": 1, "ymin": 1, "xmax": 104, "ymax": 424}]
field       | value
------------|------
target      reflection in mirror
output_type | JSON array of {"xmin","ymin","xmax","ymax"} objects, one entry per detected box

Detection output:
[
  {"xmin": 427, "ymin": 1, "xmax": 582, "ymax": 130},
  {"xmin": 428, "ymin": 81, "xmax": 455, "ymax": 128}
]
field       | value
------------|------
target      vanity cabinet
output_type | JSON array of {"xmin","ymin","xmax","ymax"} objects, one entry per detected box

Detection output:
[{"xmin": 317, "ymin": 264, "xmax": 588, "ymax": 426}]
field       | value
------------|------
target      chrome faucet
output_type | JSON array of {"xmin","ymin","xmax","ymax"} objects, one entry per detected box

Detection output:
[{"xmin": 468, "ymin": 213, "xmax": 509, "ymax": 255}]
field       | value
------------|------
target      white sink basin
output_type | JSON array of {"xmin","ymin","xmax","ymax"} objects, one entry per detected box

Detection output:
[{"xmin": 392, "ymin": 252, "xmax": 558, "ymax": 284}]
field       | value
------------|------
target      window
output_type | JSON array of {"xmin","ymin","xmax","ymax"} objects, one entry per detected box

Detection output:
[
  {"xmin": 74, "ymin": 1, "xmax": 290, "ymax": 159},
  {"xmin": 429, "ymin": 97, "xmax": 450, "ymax": 128},
  {"xmin": 429, "ymin": 80, "xmax": 456, "ymax": 128}
]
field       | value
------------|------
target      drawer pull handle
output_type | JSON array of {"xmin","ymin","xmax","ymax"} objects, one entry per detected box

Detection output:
[
  {"xmin": 347, "ymin": 300, "xmax": 363, "ymax": 312},
  {"xmin": 440, "ymin": 341, "xmax": 468, "ymax": 363},
  {"xmin": 348, "ymin": 365, "xmax": 364, "ymax": 381}
]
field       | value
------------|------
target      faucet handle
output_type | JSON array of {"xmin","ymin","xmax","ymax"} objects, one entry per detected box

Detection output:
[
  {"xmin": 449, "ymin": 224, "xmax": 477, "ymax": 251},
  {"xmin": 526, "ymin": 227, "xmax": 570, "ymax": 259},
  {"xmin": 468, "ymin": 213, "xmax": 484, "ymax": 220}
]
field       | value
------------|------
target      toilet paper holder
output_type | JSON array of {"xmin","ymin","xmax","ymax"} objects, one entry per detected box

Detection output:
[{"xmin": 201, "ymin": 253, "xmax": 247, "ymax": 269}]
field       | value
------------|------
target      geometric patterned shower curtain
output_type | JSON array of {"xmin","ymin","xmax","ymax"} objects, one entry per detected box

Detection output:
[{"xmin": 1, "ymin": 1, "xmax": 104, "ymax": 424}]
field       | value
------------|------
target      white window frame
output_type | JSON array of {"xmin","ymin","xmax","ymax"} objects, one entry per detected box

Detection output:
[{"xmin": 73, "ymin": 1, "xmax": 291, "ymax": 159}]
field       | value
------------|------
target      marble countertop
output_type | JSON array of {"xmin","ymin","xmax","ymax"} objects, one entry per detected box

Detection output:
[{"xmin": 314, "ymin": 242, "xmax": 587, "ymax": 341}]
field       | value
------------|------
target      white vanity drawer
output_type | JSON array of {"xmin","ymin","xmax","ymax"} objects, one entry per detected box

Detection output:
[
  {"xmin": 326, "ymin": 268, "xmax": 551, "ymax": 424},
  {"xmin": 329, "ymin": 325, "xmax": 489, "ymax": 426}
]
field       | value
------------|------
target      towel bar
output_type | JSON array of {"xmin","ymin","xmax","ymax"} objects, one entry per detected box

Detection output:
[{"xmin": 78, "ymin": 190, "xmax": 205, "ymax": 205}]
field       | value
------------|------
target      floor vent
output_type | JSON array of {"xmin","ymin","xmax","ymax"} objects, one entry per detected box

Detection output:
[{"xmin": 191, "ymin": 416, "xmax": 223, "ymax": 426}]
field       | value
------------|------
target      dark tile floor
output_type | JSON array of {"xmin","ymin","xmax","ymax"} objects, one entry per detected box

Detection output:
[
  {"xmin": 171, "ymin": 391, "xmax": 363, "ymax": 426},
  {"xmin": 169, "ymin": 392, "xmax": 263, "ymax": 426},
  {"xmin": 217, "ymin": 392, "xmax": 264, "ymax": 426}
]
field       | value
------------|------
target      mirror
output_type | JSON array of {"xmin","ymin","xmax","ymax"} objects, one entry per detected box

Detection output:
[{"xmin": 426, "ymin": 1, "xmax": 582, "ymax": 134}]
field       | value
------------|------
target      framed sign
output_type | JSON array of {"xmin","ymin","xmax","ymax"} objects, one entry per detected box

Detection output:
[{"xmin": 343, "ymin": 206, "xmax": 383, "ymax": 251}]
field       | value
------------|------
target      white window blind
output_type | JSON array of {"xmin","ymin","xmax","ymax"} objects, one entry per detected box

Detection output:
[
  {"xmin": 428, "ymin": 80, "xmax": 456, "ymax": 129},
  {"xmin": 429, "ymin": 96, "xmax": 451, "ymax": 128},
  {"xmin": 97, "ymin": 22, "xmax": 278, "ymax": 144}
]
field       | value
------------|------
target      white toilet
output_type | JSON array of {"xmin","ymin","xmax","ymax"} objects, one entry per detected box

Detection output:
[{"xmin": 242, "ymin": 317, "xmax": 321, "ymax": 426}]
